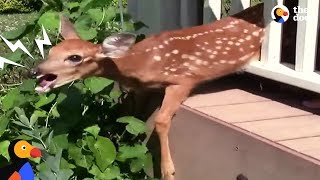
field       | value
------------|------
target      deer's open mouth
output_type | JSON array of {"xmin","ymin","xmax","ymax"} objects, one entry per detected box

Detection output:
[{"xmin": 35, "ymin": 74, "xmax": 57, "ymax": 93}]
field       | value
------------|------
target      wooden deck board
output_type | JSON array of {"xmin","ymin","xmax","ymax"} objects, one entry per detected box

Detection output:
[
  {"xmin": 183, "ymin": 84, "xmax": 320, "ymax": 163},
  {"xmin": 280, "ymin": 137, "xmax": 320, "ymax": 159},
  {"xmin": 236, "ymin": 115, "xmax": 320, "ymax": 141},
  {"xmin": 184, "ymin": 89, "xmax": 269, "ymax": 108},
  {"xmin": 193, "ymin": 100, "xmax": 311, "ymax": 123}
]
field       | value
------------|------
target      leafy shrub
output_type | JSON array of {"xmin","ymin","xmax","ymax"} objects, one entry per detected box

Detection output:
[
  {"xmin": 0, "ymin": 0, "xmax": 151, "ymax": 179},
  {"xmin": 0, "ymin": 0, "xmax": 42, "ymax": 13}
]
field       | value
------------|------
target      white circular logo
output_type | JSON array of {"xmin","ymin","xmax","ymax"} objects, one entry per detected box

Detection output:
[{"xmin": 271, "ymin": 5, "xmax": 290, "ymax": 23}]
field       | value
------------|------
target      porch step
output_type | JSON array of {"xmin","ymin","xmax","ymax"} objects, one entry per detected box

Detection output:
[{"xmin": 169, "ymin": 85, "xmax": 320, "ymax": 180}]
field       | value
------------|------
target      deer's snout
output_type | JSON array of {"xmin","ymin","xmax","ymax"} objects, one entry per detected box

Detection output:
[{"xmin": 28, "ymin": 68, "xmax": 40, "ymax": 79}]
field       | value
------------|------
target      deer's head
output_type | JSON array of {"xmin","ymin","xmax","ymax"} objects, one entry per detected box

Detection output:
[{"xmin": 31, "ymin": 16, "xmax": 136, "ymax": 93}]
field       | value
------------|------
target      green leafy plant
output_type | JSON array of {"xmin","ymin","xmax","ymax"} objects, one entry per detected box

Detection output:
[
  {"xmin": 0, "ymin": 0, "xmax": 42, "ymax": 13},
  {"xmin": 0, "ymin": 0, "xmax": 152, "ymax": 179}
]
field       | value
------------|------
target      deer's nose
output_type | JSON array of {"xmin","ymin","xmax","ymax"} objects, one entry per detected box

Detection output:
[{"xmin": 28, "ymin": 68, "xmax": 40, "ymax": 79}]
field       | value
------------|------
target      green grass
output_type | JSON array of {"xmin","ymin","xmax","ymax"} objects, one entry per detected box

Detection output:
[
  {"xmin": 0, "ymin": 13, "xmax": 38, "ymax": 54},
  {"xmin": 0, "ymin": 13, "xmax": 38, "ymax": 32}
]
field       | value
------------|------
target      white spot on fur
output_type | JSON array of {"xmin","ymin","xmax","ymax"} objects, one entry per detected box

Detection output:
[
  {"xmin": 204, "ymin": 42, "xmax": 209, "ymax": 45},
  {"xmin": 243, "ymin": 29, "xmax": 249, "ymax": 33},
  {"xmin": 239, "ymin": 48, "xmax": 244, "ymax": 52},
  {"xmin": 228, "ymin": 60, "xmax": 236, "ymax": 64},
  {"xmin": 235, "ymin": 42, "xmax": 241, "ymax": 46},
  {"xmin": 239, "ymin": 52, "xmax": 255, "ymax": 61},
  {"xmin": 245, "ymin": 35, "xmax": 252, "ymax": 40},
  {"xmin": 238, "ymin": 39, "xmax": 245, "ymax": 42},
  {"xmin": 216, "ymin": 40, "xmax": 222, "ymax": 44},
  {"xmin": 164, "ymin": 41, "xmax": 169, "ymax": 45},
  {"xmin": 206, "ymin": 49, "xmax": 212, "ymax": 53},
  {"xmin": 225, "ymin": 47, "xmax": 231, "ymax": 50},
  {"xmin": 153, "ymin": 56, "xmax": 161, "ymax": 61},
  {"xmin": 227, "ymin": 41, "xmax": 233, "ymax": 45},
  {"xmin": 146, "ymin": 49, "xmax": 151, "ymax": 52},
  {"xmin": 195, "ymin": 52, "xmax": 202, "ymax": 56},
  {"xmin": 222, "ymin": 51, "xmax": 228, "ymax": 55},
  {"xmin": 172, "ymin": 50, "xmax": 179, "ymax": 54},
  {"xmin": 216, "ymin": 46, "xmax": 222, "ymax": 50},
  {"xmin": 252, "ymin": 31, "xmax": 259, "ymax": 37},
  {"xmin": 165, "ymin": 53, "xmax": 170, "ymax": 57},
  {"xmin": 209, "ymin": 55, "xmax": 215, "ymax": 59},
  {"xmin": 183, "ymin": 62, "xmax": 190, "ymax": 66},
  {"xmin": 203, "ymin": 61, "xmax": 209, "ymax": 65},
  {"xmin": 215, "ymin": 29, "xmax": 223, "ymax": 32},
  {"xmin": 189, "ymin": 55, "xmax": 197, "ymax": 60},
  {"xmin": 195, "ymin": 59, "xmax": 203, "ymax": 65},
  {"xmin": 159, "ymin": 45, "xmax": 164, "ymax": 48},
  {"xmin": 153, "ymin": 47, "xmax": 158, "ymax": 50},
  {"xmin": 170, "ymin": 68, "xmax": 177, "ymax": 72},
  {"xmin": 163, "ymin": 72, "xmax": 169, "ymax": 75},
  {"xmin": 250, "ymin": 45, "xmax": 255, "ymax": 48},
  {"xmin": 220, "ymin": 60, "xmax": 226, "ymax": 63},
  {"xmin": 181, "ymin": 54, "xmax": 189, "ymax": 59},
  {"xmin": 196, "ymin": 44, "xmax": 201, "ymax": 47}
]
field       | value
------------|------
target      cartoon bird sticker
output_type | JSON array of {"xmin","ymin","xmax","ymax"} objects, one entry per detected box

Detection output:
[
  {"xmin": 273, "ymin": 7, "xmax": 289, "ymax": 23},
  {"xmin": 0, "ymin": 140, "xmax": 42, "ymax": 180}
]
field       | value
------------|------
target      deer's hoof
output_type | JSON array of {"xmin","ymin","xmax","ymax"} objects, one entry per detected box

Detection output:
[{"xmin": 161, "ymin": 162, "xmax": 175, "ymax": 180}]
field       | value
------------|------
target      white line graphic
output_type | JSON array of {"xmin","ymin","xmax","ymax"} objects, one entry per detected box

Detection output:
[{"xmin": 35, "ymin": 25, "xmax": 52, "ymax": 58}]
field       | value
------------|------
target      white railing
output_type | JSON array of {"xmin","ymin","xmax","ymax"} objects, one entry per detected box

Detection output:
[{"xmin": 208, "ymin": 0, "xmax": 320, "ymax": 93}]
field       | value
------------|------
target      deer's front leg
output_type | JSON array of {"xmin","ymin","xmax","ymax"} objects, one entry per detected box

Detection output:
[{"xmin": 155, "ymin": 85, "xmax": 192, "ymax": 180}]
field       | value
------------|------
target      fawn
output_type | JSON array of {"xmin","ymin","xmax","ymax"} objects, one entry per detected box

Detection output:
[{"xmin": 31, "ymin": 3, "xmax": 266, "ymax": 179}]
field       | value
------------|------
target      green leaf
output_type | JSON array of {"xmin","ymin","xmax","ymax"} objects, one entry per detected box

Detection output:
[
  {"xmin": 35, "ymin": 94, "xmax": 56, "ymax": 108},
  {"xmin": 46, "ymin": 149, "xmax": 62, "ymax": 172},
  {"xmin": 84, "ymin": 77, "xmax": 113, "ymax": 94},
  {"xmin": 49, "ymin": 134, "xmax": 69, "ymax": 154},
  {"xmin": 38, "ymin": 11, "xmax": 60, "ymax": 30},
  {"xmin": 90, "ymin": 164, "xmax": 120, "ymax": 180},
  {"xmin": 2, "ymin": 88, "xmax": 25, "ymax": 111},
  {"xmin": 39, "ymin": 170, "xmax": 56, "ymax": 180},
  {"xmin": 130, "ymin": 158, "xmax": 144, "ymax": 173},
  {"xmin": 0, "ymin": 113, "xmax": 11, "ymax": 137},
  {"xmin": 84, "ymin": 125, "xmax": 100, "ymax": 138},
  {"xmin": 4, "ymin": 50, "xmax": 23, "ymax": 62},
  {"xmin": 19, "ymin": 79, "xmax": 36, "ymax": 92},
  {"xmin": 77, "ymin": 27, "xmax": 98, "ymax": 40},
  {"xmin": 101, "ymin": 165, "xmax": 120, "ymax": 180},
  {"xmin": 65, "ymin": 2, "xmax": 80, "ymax": 9},
  {"xmin": 87, "ymin": 8, "xmax": 104, "ymax": 23},
  {"xmin": 2, "ymin": 25, "xmax": 28, "ymax": 40},
  {"xmin": 56, "ymin": 169, "xmax": 74, "ymax": 180},
  {"xmin": 117, "ymin": 144, "xmax": 148, "ymax": 162},
  {"xmin": 68, "ymin": 144, "xmax": 94, "ymax": 168},
  {"xmin": 60, "ymin": 157, "xmax": 76, "ymax": 169},
  {"xmin": 93, "ymin": 136, "xmax": 116, "ymax": 171},
  {"xmin": 117, "ymin": 116, "xmax": 147, "ymax": 136},
  {"xmin": 0, "ymin": 141, "xmax": 10, "ymax": 161},
  {"xmin": 104, "ymin": 6, "xmax": 117, "ymax": 21},
  {"xmin": 14, "ymin": 107, "xmax": 29, "ymax": 126}
]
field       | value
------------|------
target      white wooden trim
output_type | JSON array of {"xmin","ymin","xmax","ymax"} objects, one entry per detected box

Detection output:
[
  {"xmin": 230, "ymin": 0, "xmax": 251, "ymax": 15},
  {"xmin": 208, "ymin": 0, "xmax": 222, "ymax": 20},
  {"xmin": 260, "ymin": 0, "xmax": 283, "ymax": 65},
  {"xmin": 295, "ymin": 0, "xmax": 320, "ymax": 73},
  {"xmin": 246, "ymin": 61, "xmax": 320, "ymax": 94}
]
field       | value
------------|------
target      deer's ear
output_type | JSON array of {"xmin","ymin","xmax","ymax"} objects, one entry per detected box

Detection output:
[
  {"xmin": 60, "ymin": 16, "xmax": 80, "ymax": 40},
  {"xmin": 101, "ymin": 33, "xmax": 136, "ymax": 58}
]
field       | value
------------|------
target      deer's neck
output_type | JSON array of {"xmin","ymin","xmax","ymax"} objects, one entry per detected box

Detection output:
[{"xmin": 94, "ymin": 56, "xmax": 142, "ymax": 89}]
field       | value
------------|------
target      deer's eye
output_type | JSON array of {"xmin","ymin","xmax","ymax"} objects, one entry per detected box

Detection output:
[{"xmin": 67, "ymin": 55, "xmax": 82, "ymax": 63}]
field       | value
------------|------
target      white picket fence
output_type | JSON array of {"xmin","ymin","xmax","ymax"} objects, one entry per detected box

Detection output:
[{"xmin": 207, "ymin": 0, "xmax": 320, "ymax": 93}]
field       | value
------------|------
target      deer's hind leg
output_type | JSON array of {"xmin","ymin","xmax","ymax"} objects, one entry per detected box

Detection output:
[{"xmin": 154, "ymin": 85, "xmax": 192, "ymax": 180}]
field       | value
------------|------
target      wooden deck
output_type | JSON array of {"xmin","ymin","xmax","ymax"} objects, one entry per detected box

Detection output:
[{"xmin": 164, "ymin": 74, "xmax": 320, "ymax": 180}]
